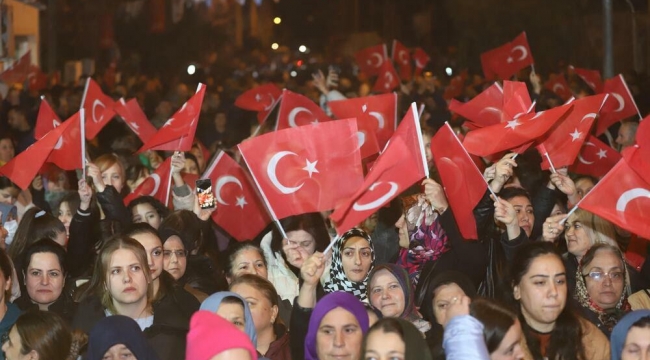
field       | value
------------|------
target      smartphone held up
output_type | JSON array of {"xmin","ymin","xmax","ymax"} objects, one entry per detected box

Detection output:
[{"xmin": 196, "ymin": 179, "xmax": 216, "ymax": 209}]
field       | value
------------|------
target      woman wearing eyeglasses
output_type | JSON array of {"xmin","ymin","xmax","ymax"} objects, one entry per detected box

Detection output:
[{"xmin": 575, "ymin": 243, "xmax": 632, "ymax": 337}]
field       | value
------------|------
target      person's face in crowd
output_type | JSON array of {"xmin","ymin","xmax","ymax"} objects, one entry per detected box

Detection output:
[
  {"xmin": 616, "ymin": 123, "xmax": 636, "ymax": 150},
  {"xmin": 2, "ymin": 326, "xmax": 35, "ymax": 360},
  {"xmin": 58, "ymin": 201, "xmax": 73, "ymax": 237},
  {"xmin": 422, "ymin": 132, "xmax": 433, "ymax": 166},
  {"xmin": 621, "ymin": 325, "xmax": 650, "ymax": 360},
  {"xmin": 102, "ymin": 163, "xmax": 125, "ymax": 193},
  {"xmin": 513, "ymin": 254, "xmax": 567, "ymax": 333},
  {"xmin": 490, "ymin": 319, "xmax": 525, "ymax": 360},
  {"xmin": 131, "ymin": 203, "xmax": 162, "ymax": 230},
  {"xmin": 0, "ymin": 186, "xmax": 19, "ymax": 205},
  {"xmin": 508, "ymin": 196, "xmax": 534, "ymax": 237},
  {"xmin": 146, "ymin": 151, "xmax": 163, "ymax": 170},
  {"xmin": 341, "ymin": 237, "xmax": 373, "ymax": 282},
  {"xmin": 127, "ymin": 167, "xmax": 150, "ymax": 191},
  {"xmin": 209, "ymin": 349, "xmax": 252, "ymax": 360},
  {"xmin": 7, "ymin": 110, "xmax": 26, "ymax": 131},
  {"xmin": 0, "ymin": 139, "xmax": 15, "ymax": 163},
  {"xmin": 369, "ymin": 270, "xmax": 405, "ymax": 318},
  {"xmin": 216, "ymin": 301, "xmax": 246, "ymax": 333},
  {"xmin": 394, "ymin": 215, "xmax": 409, "ymax": 249},
  {"xmin": 583, "ymin": 250, "xmax": 625, "ymax": 310},
  {"xmin": 183, "ymin": 158, "xmax": 199, "ymax": 175},
  {"xmin": 575, "ymin": 178, "xmax": 595, "ymax": 201},
  {"xmin": 230, "ymin": 248, "xmax": 267, "ymax": 281},
  {"xmin": 107, "ymin": 249, "xmax": 149, "ymax": 307},
  {"xmin": 564, "ymin": 214, "xmax": 592, "ymax": 260},
  {"xmin": 230, "ymin": 283, "xmax": 278, "ymax": 336},
  {"xmin": 550, "ymin": 203, "xmax": 565, "ymax": 216},
  {"xmin": 0, "ymin": 269, "xmax": 10, "ymax": 304},
  {"xmin": 316, "ymin": 307, "xmax": 363, "ymax": 360},
  {"xmin": 362, "ymin": 213, "xmax": 378, "ymax": 235},
  {"xmin": 432, "ymin": 283, "xmax": 467, "ymax": 325},
  {"xmin": 215, "ymin": 113, "xmax": 227, "ymax": 129},
  {"xmin": 189, "ymin": 147, "xmax": 205, "ymax": 173},
  {"xmin": 283, "ymin": 230, "xmax": 316, "ymax": 268},
  {"xmin": 163, "ymin": 236, "xmax": 187, "ymax": 280},
  {"xmin": 25, "ymin": 252, "xmax": 64, "ymax": 310},
  {"xmin": 102, "ymin": 344, "xmax": 137, "ymax": 360},
  {"xmin": 363, "ymin": 329, "xmax": 405, "ymax": 360},
  {"xmin": 130, "ymin": 233, "xmax": 163, "ymax": 282}
]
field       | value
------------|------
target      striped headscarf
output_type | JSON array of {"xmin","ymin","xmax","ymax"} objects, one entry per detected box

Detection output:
[{"xmin": 324, "ymin": 228, "xmax": 375, "ymax": 302}]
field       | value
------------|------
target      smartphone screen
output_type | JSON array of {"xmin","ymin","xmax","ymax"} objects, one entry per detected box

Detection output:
[{"xmin": 195, "ymin": 179, "xmax": 215, "ymax": 209}]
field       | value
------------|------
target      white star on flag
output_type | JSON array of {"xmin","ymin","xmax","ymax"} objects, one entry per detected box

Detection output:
[
  {"xmin": 302, "ymin": 159, "xmax": 319, "ymax": 178},
  {"xmin": 362, "ymin": 104, "xmax": 368, "ymax": 113},
  {"xmin": 507, "ymin": 56, "xmax": 514, "ymax": 63},
  {"xmin": 505, "ymin": 120, "xmax": 521, "ymax": 130},
  {"xmin": 163, "ymin": 118, "xmax": 174, "ymax": 127},
  {"xmin": 255, "ymin": 93, "xmax": 262, "ymax": 102},
  {"xmin": 569, "ymin": 128, "xmax": 582, "ymax": 142},
  {"xmin": 235, "ymin": 196, "xmax": 247, "ymax": 209},
  {"xmin": 597, "ymin": 149, "xmax": 608, "ymax": 159},
  {"xmin": 130, "ymin": 122, "xmax": 140, "ymax": 130}
]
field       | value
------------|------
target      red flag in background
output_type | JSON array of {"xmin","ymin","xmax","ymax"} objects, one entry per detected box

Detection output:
[
  {"xmin": 623, "ymin": 118, "xmax": 650, "ymax": 184},
  {"xmin": 355, "ymin": 119, "xmax": 381, "ymax": 160},
  {"xmin": 139, "ymin": 83, "xmax": 206, "ymax": 152},
  {"xmin": 596, "ymin": 74, "xmax": 640, "ymax": 135},
  {"xmin": 114, "ymin": 98, "xmax": 157, "ymax": 143},
  {"xmin": 328, "ymin": 93, "xmax": 397, "ymax": 148},
  {"xmin": 275, "ymin": 89, "xmax": 331, "ymax": 131},
  {"xmin": 124, "ymin": 157, "xmax": 173, "ymax": 206},
  {"xmin": 480, "ymin": 32, "xmax": 534, "ymax": 81},
  {"xmin": 0, "ymin": 51, "xmax": 31, "ymax": 84},
  {"xmin": 47, "ymin": 112, "xmax": 83, "ymax": 171},
  {"xmin": 81, "ymin": 78, "xmax": 116, "ymax": 139},
  {"xmin": 238, "ymin": 119, "xmax": 364, "ymax": 221},
  {"xmin": 579, "ymin": 158, "xmax": 650, "ymax": 239},
  {"xmin": 330, "ymin": 103, "xmax": 427, "ymax": 234},
  {"xmin": 373, "ymin": 61, "xmax": 400, "ymax": 93},
  {"xmin": 392, "ymin": 40, "xmax": 412, "ymax": 81},
  {"xmin": 203, "ymin": 151, "xmax": 271, "ymax": 241},
  {"xmin": 502, "ymin": 80, "xmax": 534, "ymax": 119},
  {"xmin": 34, "ymin": 97, "xmax": 62, "ymax": 139},
  {"xmin": 537, "ymin": 94, "xmax": 609, "ymax": 170},
  {"xmin": 571, "ymin": 66, "xmax": 604, "ymax": 93},
  {"xmin": 448, "ymin": 83, "xmax": 504, "ymax": 130},
  {"xmin": 569, "ymin": 134, "xmax": 621, "ymax": 178},
  {"xmin": 443, "ymin": 70, "xmax": 468, "ymax": 101},
  {"xmin": 27, "ymin": 66, "xmax": 49, "ymax": 92},
  {"xmin": 412, "ymin": 47, "xmax": 431, "ymax": 77},
  {"xmin": 234, "ymin": 83, "xmax": 283, "ymax": 124},
  {"xmin": 544, "ymin": 75, "xmax": 573, "ymax": 101},
  {"xmin": 355, "ymin": 44, "xmax": 388, "ymax": 77},
  {"xmin": 431, "ymin": 123, "xmax": 487, "ymax": 240},
  {"xmin": 463, "ymin": 103, "xmax": 572, "ymax": 157}
]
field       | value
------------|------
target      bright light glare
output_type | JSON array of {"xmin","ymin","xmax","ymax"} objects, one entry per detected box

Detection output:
[
  {"xmin": 271, "ymin": 43, "xmax": 279, "ymax": 50},
  {"xmin": 290, "ymin": 71, "xmax": 297, "ymax": 77},
  {"xmin": 298, "ymin": 45, "xmax": 307, "ymax": 53},
  {"xmin": 274, "ymin": 17, "xmax": 282, "ymax": 24},
  {"xmin": 445, "ymin": 67, "xmax": 453, "ymax": 76},
  {"xmin": 187, "ymin": 65, "xmax": 196, "ymax": 75}
]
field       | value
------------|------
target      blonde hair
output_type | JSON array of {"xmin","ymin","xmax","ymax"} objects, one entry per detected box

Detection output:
[
  {"xmin": 94, "ymin": 153, "xmax": 125, "ymax": 179},
  {"xmin": 567, "ymin": 209, "xmax": 618, "ymax": 248}
]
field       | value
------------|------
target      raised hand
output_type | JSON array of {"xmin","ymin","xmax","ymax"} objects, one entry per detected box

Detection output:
[
  {"xmin": 490, "ymin": 153, "xmax": 517, "ymax": 192},
  {"xmin": 78, "ymin": 179, "xmax": 93, "ymax": 211},
  {"xmin": 422, "ymin": 178, "xmax": 448, "ymax": 213},
  {"xmin": 300, "ymin": 251, "xmax": 326, "ymax": 287},
  {"xmin": 542, "ymin": 214, "xmax": 566, "ymax": 242},
  {"xmin": 442, "ymin": 296, "xmax": 471, "ymax": 328},
  {"xmin": 86, "ymin": 162, "xmax": 105, "ymax": 193}
]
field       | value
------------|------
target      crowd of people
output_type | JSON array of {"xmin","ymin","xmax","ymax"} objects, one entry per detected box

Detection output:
[{"xmin": 0, "ymin": 35, "xmax": 648, "ymax": 360}]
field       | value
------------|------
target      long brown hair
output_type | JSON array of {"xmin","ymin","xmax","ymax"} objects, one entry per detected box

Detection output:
[{"xmin": 14, "ymin": 311, "xmax": 72, "ymax": 360}]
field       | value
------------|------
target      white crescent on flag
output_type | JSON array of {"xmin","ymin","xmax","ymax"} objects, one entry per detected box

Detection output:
[
  {"xmin": 288, "ymin": 107, "xmax": 313, "ymax": 128},
  {"xmin": 611, "ymin": 93, "xmax": 625, "ymax": 112},
  {"xmin": 578, "ymin": 142, "xmax": 596, "ymax": 165},
  {"xmin": 369, "ymin": 111, "xmax": 386, "ymax": 129},
  {"xmin": 352, "ymin": 181, "xmax": 399, "ymax": 211},
  {"xmin": 511, "ymin": 45, "xmax": 528, "ymax": 61},
  {"xmin": 616, "ymin": 188, "xmax": 650, "ymax": 212},
  {"xmin": 267, "ymin": 151, "xmax": 304, "ymax": 194},
  {"xmin": 147, "ymin": 174, "xmax": 162, "ymax": 197},
  {"xmin": 215, "ymin": 175, "xmax": 243, "ymax": 206},
  {"xmin": 92, "ymin": 99, "xmax": 105, "ymax": 123}
]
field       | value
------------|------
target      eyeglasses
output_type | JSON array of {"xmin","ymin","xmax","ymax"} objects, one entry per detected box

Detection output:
[
  {"xmin": 582, "ymin": 270, "xmax": 624, "ymax": 282},
  {"xmin": 163, "ymin": 250, "xmax": 188, "ymax": 258}
]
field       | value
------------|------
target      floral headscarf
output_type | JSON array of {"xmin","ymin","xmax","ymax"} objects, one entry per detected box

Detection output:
[
  {"xmin": 575, "ymin": 266, "xmax": 631, "ymax": 333},
  {"xmin": 324, "ymin": 228, "xmax": 375, "ymax": 302}
]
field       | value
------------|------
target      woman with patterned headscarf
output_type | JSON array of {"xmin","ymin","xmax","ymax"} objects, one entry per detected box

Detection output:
[{"xmin": 323, "ymin": 228, "xmax": 375, "ymax": 302}]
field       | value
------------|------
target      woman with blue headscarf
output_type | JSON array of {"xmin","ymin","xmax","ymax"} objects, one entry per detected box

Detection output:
[
  {"xmin": 200, "ymin": 291, "xmax": 258, "ymax": 347},
  {"xmin": 611, "ymin": 310, "xmax": 650, "ymax": 360},
  {"xmin": 84, "ymin": 315, "xmax": 160, "ymax": 360}
]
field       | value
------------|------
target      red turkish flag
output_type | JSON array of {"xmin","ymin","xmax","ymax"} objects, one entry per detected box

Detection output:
[
  {"xmin": 330, "ymin": 103, "xmax": 427, "ymax": 234},
  {"xmin": 47, "ymin": 112, "xmax": 83, "ymax": 171},
  {"xmin": 235, "ymin": 83, "xmax": 283, "ymax": 124},
  {"xmin": 238, "ymin": 119, "xmax": 364, "ymax": 220},
  {"xmin": 328, "ymin": 93, "xmax": 397, "ymax": 148},
  {"xmin": 355, "ymin": 119, "xmax": 381, "ymax": 160},
  {"xmin": 448, "ymin": 83, "xmax": 504, "ymax": 130},
  {"xmin": 538, "ymin": 94, "xmax": 609, "ymax": 170},
  {"xmin": 81, "ymin": 78, "xmax": 116, "ymax": 139},
  {"xmin": 0, "ymin": 115, "xmax": 79, "ymax": 189},
  {"xmin": 203, "ymin": 151, "xmax": 271, "ymax": 241},
  {"xmin": 27, "ymin": 66, "xmax": 49, "ymax": 92},
  {"xmin": 124, "ymin": 157, "xmax": 173, "ymax": 206},
  {"xmin": 35, "ymin": 98, "xmax": 62, "ymax": 139},
  {"xmin": 392, "ymin": 40, "xmax": 412, "ymax": 81},
  {"xmin": 114, "ymin": 98, "xmax": 157, "ymax": 144},
  {"xmin": 571, "ymin": 66, "xmax": 604, "ymax": 93},
  {"xmin": 355, "ymin": 44, "xmax": 388, "ymax": 77},
  {"xmin": 579, "ymin": 159, "xmax": 650, "ymax": 239},
  {"xmin": 0, "ymin": 51, "xmax": 31, "ymax": 84},
  {"xmin": 595, "ymin": 74, "xmax": 640, "ymax": 135},
  {"xmin": 502, "ymin": 80, "xmax": 534, "ymax": 120},
  {"xmin": 139, "ymin": 83, "xmax": 206, "ymax": 152},
  {"xmin": 623, "ymin": 119, "xmax": 650, "ymax": 183},
  {"xmin": 480, "ymin": 32, "xmax": 534, "ymax": 81},
  {"xmin": 544, "ymin": 75, "xmax": 573, "ymax": 101},
  {"xmin": 431, "ymin": 123, "xmax": 487, "ymax": 240},
  {"xmin": 463, "ymin": 103, "xmax": 572, "ymax": 157},
  {"xmin": 412, "ymin": 48, "xmax": 430, "ymax": 77},
  {"xmin": 443, "ymin": 70, "xmax": 468, "ymax": 101},
  {"xmin": 373, "ymin": 61, "xmax": 400, "ymax": 93},
  {"xmin": 275, "ymin": 89, "xmax": 331, "ymax": 131},
  {"xmin": 569, "ymin": 134, "xmax": 621, "ymax": 178}
]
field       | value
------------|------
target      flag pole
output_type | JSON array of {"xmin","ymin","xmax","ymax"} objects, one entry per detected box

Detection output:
[
  {"xmin": 412, "ymin": 103, "xmax": 429, "ymax": 178},
  {"xmin": 544, "ymin": 152, "xmax": 557, "ymax": 173},
  {"xmin": 165, "ymin": 152, "xmax": 176, "ymax": 207},
  {"xmin": 323, "ymin": 234, "xmax": 340, "ymax": 255},
  {"xmin": 80, "ymin": 109, "xmax": 86, "ymax": 179}
]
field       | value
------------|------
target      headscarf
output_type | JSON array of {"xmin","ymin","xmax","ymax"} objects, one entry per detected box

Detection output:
[
  {"xmin": 187, "ymin": 310, "xmax": 258, "ymax": 360},
  {"xmin": 324, "ymin": 228, "xmax": 375, "ymax": 302},
  {"xmin": 305, "ymin": 291, "xmax": 370, "ymax": 360},
  {"xmin": 84, "ymin": 315, "xmax": 160, "ymax": 360},
  {"xmin": 397, "ymin": 194, "xmax": 449, "ymax": 285},
  {"xmin": 362, "ymin": 318, "xmax": 434, "ymax": 360},
  {"xmin": 200, "ymin": 291, "xmax": 257, "ymax": 346},
  {"xmin": 610, "ymin": 310, "xmax": 650, "ymax": 360},
  {"xmin": 575, "ymin": 266, "xmax": 631, "ymax": 333}
]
